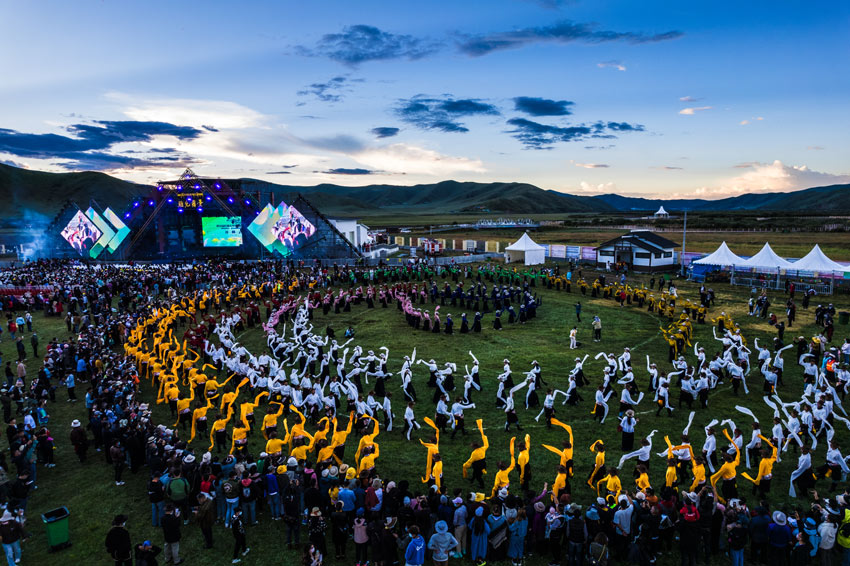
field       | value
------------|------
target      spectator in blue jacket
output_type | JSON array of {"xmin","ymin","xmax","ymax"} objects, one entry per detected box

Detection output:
[{"xmin": 404, "ymin": 525, "xmax": 425, "ymax": 566}]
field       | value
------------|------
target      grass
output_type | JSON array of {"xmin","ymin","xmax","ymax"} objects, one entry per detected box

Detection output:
[{"xmin": 11, "ymin": 265, "xmax": 850, "ymax": 566}]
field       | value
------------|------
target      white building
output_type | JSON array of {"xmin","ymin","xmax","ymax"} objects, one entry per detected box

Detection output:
[
  {"xmin": 595, "ymin": 230, "xmax": 678, "ymax": 272},
  {"xmin": 328, "ymin": 218, "xmax": 371, "ymax": 249}
]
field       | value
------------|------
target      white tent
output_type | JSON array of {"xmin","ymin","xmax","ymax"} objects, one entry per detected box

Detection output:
[
  {"xmin": 788, "ymin": 244, "xmax": 848, "ymax": 273},
  {"xmin": 693, "ymin": 241, "xmax": 745, "ymax": 267},
  {"xmin": 740, "ymin": 243, "xmax": 794, "ymax": 270},
  {"xmin": 504, "ymin": 232, "xmax": 545, "ymax": 265},
  {"xmin": 654, "ymin": 206, "xmax": 669, "ymax": 217}
]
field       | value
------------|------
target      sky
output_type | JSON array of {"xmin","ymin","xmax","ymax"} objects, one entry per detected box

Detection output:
[{"xmin": 0, "ymin": 0, "xmax": 848, "ymax": 198}]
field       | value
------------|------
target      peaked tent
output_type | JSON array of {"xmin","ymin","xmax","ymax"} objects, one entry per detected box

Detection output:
[
  {"xmin": 740, "ymin": 243, "xmax": 794, "ymax": 270},
  {"xmin": 693, "ymin": 241, "xmax": 745, "ymax": 267},
  {"xmin": 654, "ymin": 206, "xmax": 669, "ymax": 216},
  {"xmin": 504, "ymin": 232, "xmax": 545, "ymax": 265},
  {"xmin": 788, "ymin": 244, "xmax": 848, "ymax": 272}
]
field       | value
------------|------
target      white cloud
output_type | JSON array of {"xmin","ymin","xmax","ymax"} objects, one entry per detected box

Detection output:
[
  {"xmin": 107, "ymin": 92, "xmax": 266, "ymax": 129},
  {"xmin": 355, "ymin": 143, "xmax": 485, "ymax": 175},
  {"xmin": 679, "ymin": 96, "xmax": 700, "ymax": 102},
  {"xmin": 706, "ymin": 160, "xmax": 850, "ymax": 197},
  {"xmin": 572, "ymin": 161, "xmax": 609, "ymax": 169},
  {"xmin": 739, "ymin": 120, "xmax": 749, "ymax": 125},
  {"xmin": 597, "ymin": 61, "xmax": 626, "ymax": 71},
  {"xmin": 570, "ymin": 181, "xmax": 616, "ymax": 194},
  {"xmin": 679, "ymin": 106, "xmax": 712, "ymax": 115}
]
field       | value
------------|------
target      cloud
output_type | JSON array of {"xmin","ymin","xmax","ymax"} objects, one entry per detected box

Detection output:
[
  {"xmin": 513, "ymin": 96, "xmax": 573, "ymax": 116},
  {"xmin": 322, "ymin": 167, "xmax": 375, "ymax": 175},
  {"xmin": 297, "ymin": 75, "xmax": 362, "ymax": 103},
  {"xmin": 807, "ymin": 146, "xmax": 825, "ymax": 151},
  {"xmin": 703, "ymin": 160, "xmax": 850, "ymax": 198},
  {"xmin": 0, "ymin": 159, "xmax": 29, "ymax": 169},
  {"xmin": 679, "ymin": 106, "xmax": 712, "ymax": 115},
  {"xmin": 651, "ymin": 165, "xmax": 683, "ymax": 170},
  {"xmin": 739, "ymin": 120, "xmax": 749, "ymax": 125},
  {"xmin": 572, "ymin": 161, "xmax": 609, "ymax": 169},
  {"xmin": 597, "ymin": 60, "xmax": 626, "ymax": 71},
  {"xmin": 371, "ymin": 127, "xmax": 400, "ymax": 138},
  {"xmin": 108, "ymin": 93, "xmax": 266, "ymax": 129},
  {"xmin": 506, "ymin": 118, "xmax": 644, "ymax": 149},
  {"xmin": 299, "ymin": 134, "xmax": 367, "ymax": 153},
  {"xmin": 355, "ymin": 143, "xmax": 485, "ymax": 175},
  {"xmin": 457, "ymin": 20, "xmax": 683, "ymax": 57},
  {"xmin": 266, "ymin": 171, "xmax": 293, "ymax": 175},
  {"xmin": 396, "ymin": 95, "xmax": 500, "ymax": 133},
  {"xmin": 0, "ymin": 120, "xmax": 204, "ymax": 170},
  {"xmin": 302, "ymin": 24, "xmax": 438, "ymax": 66},
  {"xmin": 679, "ymin": 96, "xmax": 700, "ymax": 102},
  {"xmin": 572, "ymin": 181, "xmax": 617, "ymax": 194}
]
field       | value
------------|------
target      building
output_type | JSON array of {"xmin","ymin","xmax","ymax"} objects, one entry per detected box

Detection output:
[
  {"xmin": 328, "ymin": 218, "xmax": 371, "ymax": 249},
  {"xmin": 595, "ymin": 230, "xmax": 678, "ymax": 272},
  {"xmin": 653, "ymin": 206, "xmax": 669, "ymax": 218}
]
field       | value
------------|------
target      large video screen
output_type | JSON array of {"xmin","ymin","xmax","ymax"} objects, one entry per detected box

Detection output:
[
  {"xmin": 61, "ymin": 211, "xmax": 102, "ymax": 256},
  {"xmin": 202, "ymin": 216, "xmax": 243, "ymax": 247},
  {"xmin": 247, "ymin": 203, "xmax": 316, "ymax": 256}
]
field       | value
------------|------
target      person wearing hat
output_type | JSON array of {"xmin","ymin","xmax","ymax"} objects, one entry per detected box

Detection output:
[
  {"xmin": 69, "ymin": 418, "xmax": 89, "ymax": 463},
  {"xmin": 105, "ymin": 514, "xmax": 132, "ymax": 566},
  {"xmin": 428, "ymin": 520, "xmax": 458, "ymax": 566},
  {"xmin": 308, "ymin": 507, "xmax": 328, "ymax": 558},
  {"xmin": 0, "ymin": 509, "xmax": 23, "ymax": 566},
  {"xmin": 767, "ymin": 511, "xmax": 793, "ymax": 563}
]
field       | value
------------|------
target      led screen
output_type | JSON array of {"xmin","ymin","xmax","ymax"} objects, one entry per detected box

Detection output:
[
  {"xmin": 61, "ymin": 211, "xmax": 102, "ymax": 256},
  {"xmin": 247, "ymin": 203, "xmax": 315, "ymax": 256},
  {"xmin": 202, "ymin": 216, "xmax": 243, "ymax": 247}
]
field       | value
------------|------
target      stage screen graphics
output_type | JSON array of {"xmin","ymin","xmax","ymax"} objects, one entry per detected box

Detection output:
[
  {"xmin": 61, "ymin": 211, "xmax": 102, "ymax": 256},
  {"xmin": 202, "ymin": 216, "xmax": 243, "ymax": 247},
  {"xmin": 102, "ymin": 207, "xmax": 131, "ymax": 252},
  {"xmin": 248, "ymin": 203, "xmax": 315, "ymax": 255}
]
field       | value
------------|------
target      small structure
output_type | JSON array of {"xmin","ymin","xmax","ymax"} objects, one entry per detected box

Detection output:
[
  {"xmin": 596, "ymin": 230, "xmax": 678, "ymax": 272},
  {"xmin": 787, "ymin": 244, "xmax": 847, "ymax": 273},
  {"xmin": 740, "ymin": 243, "xmax": 794, "ymax": 270},
  {"xmin": 504, "ymin": 232, "xmax": 545, "ymax": 265},
  {"xmin": 421, "ymin": 238, "xmax": 443, "ymax": 256},
  {"xmin": 692, "ymin": 241, "xmax": 745, "ymax": 267},
  {"xmin": 328, "ymin": 218, "xmax": 372, "ymax": 250},
  {"xmin": 653, "ymin": 206, "xmax": 669, "ymax": 218}
]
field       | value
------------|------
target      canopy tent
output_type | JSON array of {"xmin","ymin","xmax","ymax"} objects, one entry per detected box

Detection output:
[
  {"xmin": 692, "ymin": 241, "xmax": 745, "ymax": 267},
  {"xmin": 788, "ymin": 244, "xmax": 848, "ymax": 273},
  {"xmin": 654, "ymin": 206, "xmax": 669, "ymax": 217},
  {"xmin": 740, "ymin": 243, "xmax": 794, "ymax": 270},
  {"xmin": 504, "ymin": 232, "xmax": 545, "ymax": 265}
]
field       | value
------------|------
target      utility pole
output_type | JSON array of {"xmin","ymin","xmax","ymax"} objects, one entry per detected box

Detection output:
[{"xmin": 680, "ymin": 210, "xmax": 687, "ymax": 276}]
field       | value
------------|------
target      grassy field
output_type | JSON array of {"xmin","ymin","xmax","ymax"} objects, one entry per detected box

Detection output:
[{"xmin": 12, "ymin": 266, "xmax": 850, "ymax": 566}]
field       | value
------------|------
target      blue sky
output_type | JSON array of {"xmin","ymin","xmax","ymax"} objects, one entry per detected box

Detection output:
[{"xmin": 0, "ymin": 0, "xmax": 847, "ymax": 197}]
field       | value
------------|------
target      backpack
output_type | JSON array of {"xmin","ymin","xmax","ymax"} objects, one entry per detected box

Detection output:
[
  {"xmin": 728, "ymin": 526, "xmax": 747, "ymax": 550},
  {"xmin": 681, "ymin": 504, "xmax": 700, "ymax": 522},
  {"xmin": 167, "ymin": 478, "xmax": 188, "ymax": 501},
  {"xmin": 222, "ymin": 480, "xmax": 236, "ymax": 498}
]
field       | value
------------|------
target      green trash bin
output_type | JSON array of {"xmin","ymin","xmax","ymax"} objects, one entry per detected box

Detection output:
[
  {"xmin": 41, "ymin": 506, "xmax": 71, "ymax": 551},
  {"xmin": 840, "ymin": 311, "xmax": 849, "ymax": 325}
]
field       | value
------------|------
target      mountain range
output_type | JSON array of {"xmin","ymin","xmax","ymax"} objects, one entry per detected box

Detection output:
[{"xmin": 0, "ymin": 163, "xmax": 847, "ymax": 243}]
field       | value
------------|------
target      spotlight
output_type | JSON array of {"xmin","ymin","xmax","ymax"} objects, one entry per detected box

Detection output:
[
  {"xmin": 124, "ymin": 213, "xmax": 131, "ymax": 219},
  {"xmin": 177, "ymin": 184, "xmax": 183, "ymax": 190},
  {"xmin": 245, "ymin": 199, "xmax": 251, "ymax": 205},
  {"xmin": 148, "ymin": 200, "xmax": 155, "ymax": 206},
  {"xmin": 157, "ymin": 185, "xmax": 163, "ymax": 191},
  {"xmin": 133, "ymin": 202, "xmax": 139, "ymax": 207},
  {"xmin": 205, "ymin": 195, "xmax": 211, "ymax": 202},
  {"xmin": 167, "ymin": 198, "xmax": 174, "ymax": 203},
  {"xmin": 197, "ymin": 207, "xmax": 203, "ymax": 213},
  {"xmin": 227, "ymin": 197, "xmax": 234, "ymax": 203},
  {"xmin": 193, "ymin": 184, "xmax": 200, "ymax": 190},
  {"xmin": 214, "ymin": 183, "xmax": 221, "ymax": 189},
  {"xmin": 178, "ymin": 207, "xmax": 184, "ymax": 213}
]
